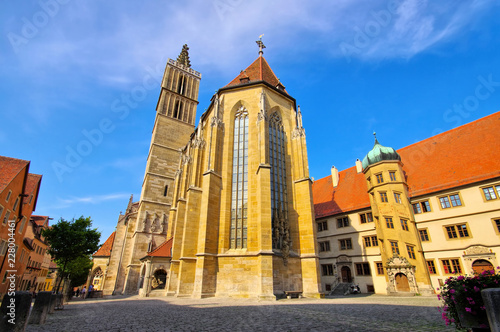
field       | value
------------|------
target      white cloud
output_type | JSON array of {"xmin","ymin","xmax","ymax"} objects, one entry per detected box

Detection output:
[{"xmin": 51, "ymin": 193, "xmax": 131, "ymax": 209}]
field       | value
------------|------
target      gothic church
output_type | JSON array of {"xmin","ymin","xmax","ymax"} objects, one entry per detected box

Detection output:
[{"xmin": 91, "ymin": 43, "xmax": 323, "ymax": 299}]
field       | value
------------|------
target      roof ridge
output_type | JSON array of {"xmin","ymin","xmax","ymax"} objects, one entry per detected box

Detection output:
[
  {"xmin": 397, "ymin": 110, "xmax": 500, "ymax": 154},
  {"xmin": 224, "ymin": 55, "xmax": 285, "ymax": 93}
]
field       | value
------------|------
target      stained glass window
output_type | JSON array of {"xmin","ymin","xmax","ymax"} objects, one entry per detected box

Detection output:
[{"xmin": 230, "ymin": 108, "xmax": 248, "ymax": 249}]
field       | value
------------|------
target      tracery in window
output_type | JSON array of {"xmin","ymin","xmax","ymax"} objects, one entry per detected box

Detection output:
[
  {"xmin": 269, "ymin": 112, "xmax": 289, "ymax": 251},
  {"xmin": 230, "ymin": 108, "xmax": 248, "ymax": 249}
]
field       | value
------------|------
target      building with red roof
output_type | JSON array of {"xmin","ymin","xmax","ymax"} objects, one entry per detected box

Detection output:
[
  {"xmin": 0, "ymin": 156, "xmax": 42, "ymax": 300},
  {"xmin": 137, "ymin": 238, "xmax": 173, "ymax": 297},
  {"xmin": 313, "ymin": 111, "xmax": 500, "ymax": 295},
  {"xmin": 89, "ymin": 231, "xmax": 116, "ymax": 291},
  {"xmin": 19, "ymin": 215, "xmax": 51, "ymax": 292}
]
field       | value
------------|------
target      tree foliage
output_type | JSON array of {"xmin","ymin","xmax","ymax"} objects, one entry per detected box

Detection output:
[
  {"xmin": 42, "ymin": 216, "xmax": 100, "ymax": 292},
  {"xmin": 67, "ymin": 255, "xmax": 94, "ymax": 287}
]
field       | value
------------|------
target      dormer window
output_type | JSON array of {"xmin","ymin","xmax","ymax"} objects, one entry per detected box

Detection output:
[{"xmin": 276, "ymin": 82, "xmax": 285, "ymax": 91}]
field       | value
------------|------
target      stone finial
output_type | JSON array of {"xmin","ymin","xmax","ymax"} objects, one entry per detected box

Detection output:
[{"xmin": 177, "ymin": 44, "xmax": 191, "ymax": 68}]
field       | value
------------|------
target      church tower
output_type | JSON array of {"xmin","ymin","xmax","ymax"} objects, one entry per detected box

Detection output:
[
  {"xmin": 166, "ymin": 39, "xmax": 322, "ymax": 299},
  {"xmin": 117, "ymin": 45, "xmax": 202, "ymax": 294}
]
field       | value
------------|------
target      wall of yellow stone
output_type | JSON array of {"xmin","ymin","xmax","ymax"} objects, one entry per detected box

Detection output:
[{"xmin": 167, "ymin": 82, "xmax": 321, "ymax": 299}]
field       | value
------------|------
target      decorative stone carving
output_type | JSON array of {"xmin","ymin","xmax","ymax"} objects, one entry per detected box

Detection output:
[
  {"xmin": 385, "ymin": 255, "xmax": 418, "ymax": 294},
  {"xmin": 462, "ymin": 246, "xmax": 497, "ymax": 272},
  {"xmin": 464, "ymin": 245, "xmax": 493, "ymax": 256},
  {"xmin": 141, "ymin": 212, "xmax": 149, "ymax": 232},
  {"xmin": 161, "ymin": 214, "xmax": 168, "ymax": 234},
  {"xmin": 272, "ymin": 203, "xmax": 291, "ymax": 265},
  {"xmin": 257, "ymin": 91, "xmax": 267, "ymax": 123},
  {"xmin": 292, "ymin": 127, "xmax": 305, "ymax": 139},
  {"xmin": 210, "ymin": 116, "xmax": 224, "ymax": 129},
  {"xmin": 181, "ymin": 154, "xmax": 191, "ymax": 166},
  {"xmin": 151, "ymin": 214, "xmax": 160, "ymax": 232},
  {"xmin": 292, "ymin": 106, "xmax": 306, "ymax": 138},
  {"xmin": 386, "ymin": 255, "xmax": 412, "ymax": 268},
  {"xmin": 337, "ymin": 255, "xmax": 351, "ymax": 263}
]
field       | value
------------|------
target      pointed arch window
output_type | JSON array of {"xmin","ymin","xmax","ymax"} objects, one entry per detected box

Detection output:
[
  {"xmin": 230, "ymin": 108, "xmax": 248, "ymax": 249},
  {"xmin": 269, "ymin": 112, "xmax": 288, "ymax": 249}
]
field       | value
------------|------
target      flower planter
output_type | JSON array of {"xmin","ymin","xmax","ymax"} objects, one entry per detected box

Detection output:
[{"xmin": 456, "ymin": 306, "xmax": 490, "ymax": 331}]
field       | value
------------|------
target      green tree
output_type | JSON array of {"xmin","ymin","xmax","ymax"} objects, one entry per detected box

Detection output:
[
  {"xmin": 67, "ymin": 255, "xmax": 94, "ymax": 287},
  {"xmin": 43, "ymin": 216, "xmax": 100, "ymax": 293}
]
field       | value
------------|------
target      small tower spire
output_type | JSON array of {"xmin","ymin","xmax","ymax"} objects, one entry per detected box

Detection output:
[
  {"xmin": 256, "ymin": 34, "xmax": 266, "ymax": 56},
  {"xmin": 177, "ymin": 44, "xmax": 191, "ymax": 68},
  {"xmin": 373, "ymin": 132, "xmax": 379, "ymax": 145}
]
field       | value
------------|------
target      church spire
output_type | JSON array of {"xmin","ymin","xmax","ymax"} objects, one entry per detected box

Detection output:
[
  {"xmin": 177, "ymin": 44, "xmax": 191, "ymax": 68},
  {"xmin": 256, "ymin": 34, "xmax": 266, "ymax": 56}
]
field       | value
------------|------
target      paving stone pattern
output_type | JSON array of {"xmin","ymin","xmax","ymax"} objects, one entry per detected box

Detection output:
[{"xmin": 26, "ymin": 294, "xmax": 455, "ymax": 332}]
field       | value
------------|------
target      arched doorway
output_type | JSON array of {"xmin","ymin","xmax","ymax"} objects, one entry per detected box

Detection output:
[
  {"xmin": 395, "ymin": 273, "xmax": 410, "ymax": 292},
  {"xmin": 151, "ymin": 269, "xmax": 167, "ymax": 290},
  {"xmin": 341, "ymin": 266, "xmax": 352, "ymax": 283},
  {"xmin": 472, "ymin": 259, "xmax": 494, "ymax": 275},
  {"xmin": 91, "ymin": 267, "xmax": 103, "ymax": 290}
]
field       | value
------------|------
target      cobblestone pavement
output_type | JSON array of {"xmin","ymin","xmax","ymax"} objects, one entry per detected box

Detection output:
[{"xmin": 26, "ymin": 294, "xmax": 454, "ymax": 332}]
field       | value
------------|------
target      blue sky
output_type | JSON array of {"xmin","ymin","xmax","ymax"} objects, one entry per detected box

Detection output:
[{"xmin": 1, "ymin": 0, "xmax": 499, "ymax": 244}]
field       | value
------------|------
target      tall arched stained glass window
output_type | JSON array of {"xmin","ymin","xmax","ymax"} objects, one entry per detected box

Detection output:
[
  {"xmin": 230, "ymin": 107, "xmax": 248, "ymax": 249},
  {"xmin": 269, "ymin": 112, "xmax": 288, "ymax": 249}
]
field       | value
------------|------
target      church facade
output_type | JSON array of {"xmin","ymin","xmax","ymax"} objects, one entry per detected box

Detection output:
[{"xmin": 91, "ymin": 43, "xmax": 322, "ymax": 299}]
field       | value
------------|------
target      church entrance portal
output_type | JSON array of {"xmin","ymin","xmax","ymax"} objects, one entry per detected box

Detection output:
[
  {"xmin": 472, "ymin": 259, "xmax": 494, "ymax": 275},
  {"xmin": 152, "ymin": 269, "xmax": 167, "ymax": 290},
  {"xmin": 395, "ymin": 273, "xmax": 410, "ymax": 292},
  {"xmin": 341, "ymin": 266, "xmax": 352, "ymax": 283}
]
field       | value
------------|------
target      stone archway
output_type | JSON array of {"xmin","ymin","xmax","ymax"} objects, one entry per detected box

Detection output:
[
  {"xmin": 463, "ymin": 246, "xmax": 497, "ymax": 275},
  {"xmin": 152, "ymin": 269, "xmax": 167, "ymax": 290},
  {"xmin": 91, "ymin": 267, "xmax": 104, "ymax": 290},
  {"xmin": 386, "ymin": 256, "xmax": 418, "ymax": 294},
  {"xmin": 395, "ymin": 273, "xmax": 410, "ymax": 292},
  {"xmin": 472, "ymin": 259, "xmax": 494, "ymax": 275}
]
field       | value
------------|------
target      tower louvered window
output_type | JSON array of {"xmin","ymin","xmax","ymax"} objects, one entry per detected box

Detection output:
[
  {"xmin": 269, "ymin": 112, "xmax": 288, "ymax": 249},
  {"xmin": 230, "ymin": 108, "xmax": 248, "ymax": 249}
]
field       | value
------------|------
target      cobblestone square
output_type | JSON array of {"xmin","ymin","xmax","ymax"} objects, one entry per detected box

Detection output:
[{"xmin": 26, "ymin": 294, "xmax": 454, "ymax": 332}]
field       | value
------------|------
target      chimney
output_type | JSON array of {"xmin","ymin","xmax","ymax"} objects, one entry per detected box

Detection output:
[
  {"xmin": 355, "ymin": 159, "xmax": 362, "ymax": 173},
  {"xmin": 331, "ymin": 166, "xmax": 339, "ymax": 188}
]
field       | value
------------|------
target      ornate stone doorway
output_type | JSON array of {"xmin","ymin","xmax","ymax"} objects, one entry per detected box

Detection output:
[
  {"xmin": 395, "ymin": 273, "xmax": 410, "ymax": 292},
  {"xmin": 463, "ymin": 246, "xmax": 497, "ymax": 275},
  {"xmin": 386, "ymin": 256, "xmax": 418, "ymax": 294},
  {"xmin": 472, "ymin": 259, "xmax": 494, "ymax": 275},
  {"xmin": 90, "ymin": 267, "xmax": 104, "ymax": 290},
  {"xmin": 341, "ymin": 266, "xmax": 352, "ymax": 283}
]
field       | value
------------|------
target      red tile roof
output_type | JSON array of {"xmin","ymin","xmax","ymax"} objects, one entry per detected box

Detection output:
[
  {"xmin": 225, "ymin": 56, "xmax": 286, "ymax": 93},
  {"xmin": 313, "ymin": 111, "xmax": 500, "ymax": 218},
  {"xmin": 0, "ymin": 156, "xmax": 29, "ymax": 193},
  {"xmin": 313, "ymin": 167, "xmax": 371, "ymax": 218},
  {"xmin": 31, "ymin": 215, "xmax": 49, "ymax": 227},
  {"xmin": 93, "ymin": 232, "xmax": 115, "ymax": 257},
  {"xmin": 147, "ymin": 237, "xmax": 173, "ymax": 258},
  {"xmin": 25, "ymin": 174, "xmax": 42, "ymax": 195},
  {"xmin": 26, "ymin": 173, "xmax": 42, "ymax": 205}
]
